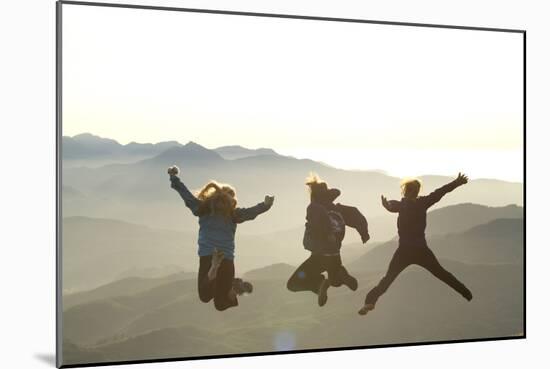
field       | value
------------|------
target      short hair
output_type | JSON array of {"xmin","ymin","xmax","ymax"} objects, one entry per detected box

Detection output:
[{"xmin": 401, "ymin": 178, "xmax": 422, "ymax": 198}]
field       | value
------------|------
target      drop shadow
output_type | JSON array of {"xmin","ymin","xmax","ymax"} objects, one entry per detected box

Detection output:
[{"xmin": 34, "ymin": 353, "xmax": 56, "ymax": 367}]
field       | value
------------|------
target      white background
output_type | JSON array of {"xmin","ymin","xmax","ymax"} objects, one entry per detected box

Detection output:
[{"xmin": 0, "ymin": 0, "xmax": 547, "ymax": 368}]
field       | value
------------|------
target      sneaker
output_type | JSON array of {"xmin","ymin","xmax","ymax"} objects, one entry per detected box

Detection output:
[
  {"xmin": 318, "ymin": 278, "xmax": 330, "ymax": 307},
  {"xmin": 358, "ymin": 303, "xmax": 375, "ymax": 316},
  {"xmin": 232, "ymin": 278, "xmax": 253, "ymax": 295}
]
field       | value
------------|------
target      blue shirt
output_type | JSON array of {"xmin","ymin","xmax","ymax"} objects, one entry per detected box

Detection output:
[{"xmin": 170, "ymin": 175, "xmax": 271, "ymax": 260}]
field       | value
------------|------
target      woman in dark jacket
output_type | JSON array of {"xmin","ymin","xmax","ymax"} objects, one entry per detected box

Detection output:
[{"xmin": 287, "ymin": 174, "xmax": 370, "ymax": 306}]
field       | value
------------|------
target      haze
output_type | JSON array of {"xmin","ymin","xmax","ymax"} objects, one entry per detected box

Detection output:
[{"xmin": 62, "ymin": 5, "xmax": 523, "ymax": 181}]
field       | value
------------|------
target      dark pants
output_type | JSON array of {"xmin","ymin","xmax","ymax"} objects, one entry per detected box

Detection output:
[
  {"xmin": 198, "ymin": 255, "xmax": 238, "ymax": 311},
  {"xmin": 287, "ymin": 254, "xmax": 354, "ymax": 294},
  {"xmin": 364, "ymin": 245, "xmax": 471, "ymax": 305}
]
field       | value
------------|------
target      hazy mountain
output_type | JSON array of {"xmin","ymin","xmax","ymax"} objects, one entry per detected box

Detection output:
[
  {"xmin": 62, "ymin": 216, "xmax": 329, "ymax": 292},
  {"xmin": 62, "ymin": 216, "xmax": 198, "ymax": 292},
  {"xmin": 349, "ymin": 218, "xmax": 524, "ymax": 272},
  {"xmin": 214, "ymin": 145, "xmax": 278, "ymax": 160},
  {"xmin": 62, "ymin": 133, "xmax": 283, "ymax": 167},
  {"xmin": 63, "ymin": 219, "xmax": 523, "ymax": 360},
  {"xmin": 62, "ymin": 139, "xmax": 523, "ymax": 235},
  {"xmin": 115, "ymin": 264, "xmax": 186, "ymax": 280},
  {"xmin": 63, "ymin": 272, "xmax": 194, "ymax": 310},
  {"xmin": 63, "ymin": 279, "xmax": 198, "ymax": 345},
  {"xmin": 62, "ymin": 258, "xmax": 523, "ymax": 366},
  {"xmin": 62, "ymin": 201, "xmax": 523, "ymax": 292},
  {"xmin": 59, "ymin": 135, "xmax": 524, "ymax": 367},
  {"xmin": 243, "ymin": 263, "xmax": 297, "ymax": 280},
  {"xmin": 62, "ymin": 133, "xmax": 183, "ymax": 167}
]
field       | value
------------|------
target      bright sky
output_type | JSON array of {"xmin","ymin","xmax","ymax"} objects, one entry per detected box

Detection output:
[{"xmin": 62, "ymin": 4, "xmax": 523, "ymax": 181}]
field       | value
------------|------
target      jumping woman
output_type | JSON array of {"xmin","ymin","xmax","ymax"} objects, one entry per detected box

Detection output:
[
  {"xmin": 358, "ymin": 173, "xmax": 473, "ymax": 316},
  {"xmin": 287, "ymin": 174, "xmax": 370, "ymax": 307},
  {"xmin": 167, "ymin": 165, "xmax": 275, "ymax": 311}
]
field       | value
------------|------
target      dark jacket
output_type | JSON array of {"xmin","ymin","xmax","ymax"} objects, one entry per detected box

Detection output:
[
  {"xmin": 303, "ymin": 201, "xmax": 369, "ymax": 254},
  {"xmin": 384, "ymin": 179, "xmax": 462, "ymax": 247}
]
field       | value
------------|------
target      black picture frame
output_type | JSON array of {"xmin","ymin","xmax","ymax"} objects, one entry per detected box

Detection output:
[{"xmin": 56, "ymin": 1, "xmax": 526, "ymax": 367}]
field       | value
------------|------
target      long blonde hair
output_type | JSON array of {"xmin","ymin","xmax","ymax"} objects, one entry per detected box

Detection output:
[{"xmin": 195, "ymin": 181, "xmax": 237, "ymax": 218}]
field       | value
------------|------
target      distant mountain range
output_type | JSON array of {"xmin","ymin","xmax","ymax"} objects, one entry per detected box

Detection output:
[
  {"xmin": 59, "ymin": 133, "xmax": 524, "ymax": 367},
  {"xmin": 62, "ymin": 203, "xmax": 522, "ymax": 292},
  {"xmin": 348, "ymin": 218, "xmax": 523, "ymax": 272},
  {"xmin": 62, "ymin": 133, "xmax": 279, "ymax": 166},
  {"xmin": 62, "ymin": 213, "xmax": 524, "ymax": 365},
  {"xmin": 61, "ymin": 134, "xmax": 523, "ymax": 234}
]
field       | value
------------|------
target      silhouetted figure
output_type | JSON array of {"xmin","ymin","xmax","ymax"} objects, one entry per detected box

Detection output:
[
  {"xmin": 167, "ymin": 165, "xmax": 274, "ymax": 311},
  {"xmin": 358, "ymin": 173, "xmax": 473, "ymax": 316},
  {"xmin": 287, "ymin": 174, "xmax": 370, "ymax": 306}
]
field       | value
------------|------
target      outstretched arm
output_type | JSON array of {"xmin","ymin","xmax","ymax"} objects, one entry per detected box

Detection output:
[
  {"xmin": 422, "ymin": 172, "xmax": 468, "ymax": 209},
  {"xmin": 381, "ymin": 195, "xmax": 401, "ymax": 213},
  {"xmin": 167, "ymin": 166, "xmax": 200, "ymax": 216},
  {"xmin": 234, "ymin": 195, "xmax": 275, "ymax": 223},
  {"xmin": 335, "ymin": 203, "xmax": 370, "ymax": 243}
]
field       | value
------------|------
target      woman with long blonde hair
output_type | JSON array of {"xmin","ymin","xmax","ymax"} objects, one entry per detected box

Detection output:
[{"xmin": 167, "ymin": 165, "xmax": 274, "ymax": 311}]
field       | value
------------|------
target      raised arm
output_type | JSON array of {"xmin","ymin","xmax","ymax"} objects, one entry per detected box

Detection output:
[
  {"xmin": 421, "ymin": 172, "xmax": 468, "ymax": 209},
  {"xmin": 167, "ymin": 166, "xmax": 200, "ymax": 216},
  {"xmin": 381, "ymin": 195, "xmax": 401, "ymax": 213},
  {"xmin": 335, "ymin": 203, "xmax": 370, "ymax": 243},
  {"xmin": 233, "ymin": 195, "xmax": 274, "ymax": 224}
]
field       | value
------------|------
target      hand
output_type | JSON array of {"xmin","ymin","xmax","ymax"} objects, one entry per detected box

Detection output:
[
  {"xmin": 167, "ymin": 165, "xmax": 179, "ymax": 176},
  {"xmin": 455, "ymin": 172, "xmax": 468, "ymax": 185},
  {"xmin": 264, "ymin": 195, "xmax": 275, "ymax": 207},
  {"xmin": 362, "ymin": 233, "xmax": 370, "ymax": 244},
  {"xmin": 381, "ymin": 195, "xmax": 389, "ymax": 209}
]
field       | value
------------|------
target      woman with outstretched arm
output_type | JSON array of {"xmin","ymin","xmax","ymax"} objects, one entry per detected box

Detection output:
[
  {"xmin": 167, "ymin": 165, "xmax": 275, "ymax": 311},
  {"xmin": 287, "ymin": 174, "xmax": 370, "ymax": 307},
  {"xmin": 358, "ymin": 173, "xmax": 473, "ymax": 316}
]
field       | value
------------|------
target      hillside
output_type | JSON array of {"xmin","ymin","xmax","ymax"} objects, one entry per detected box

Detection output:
[
  {"xmin": 366, "ymin": 203, "xmax": 523, "ymax": 242},
  {"xmin": 62, "ymin": 206, "xmax": 523, "ymax": 292},
  {"xmin": 349, "ymin": 218, "xmax": 524, "ymax": 272},
  {"xmin": 62, "ymin": 259, "xmax": 523, "ymax": 366}
]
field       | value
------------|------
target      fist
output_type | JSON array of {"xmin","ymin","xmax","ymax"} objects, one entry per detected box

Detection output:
[
  {"xmin": 167, "ymin": 166, "xmax": 179, "ymax": 176},
  {"xmin": 264, "ymin": 195, "xmax": 275, "ymax": 207}
]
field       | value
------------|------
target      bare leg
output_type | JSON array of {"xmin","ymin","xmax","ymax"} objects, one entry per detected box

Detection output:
[
  {"xmin": 198, "ymin": 256, "xmax": 215, "ymax": 303},
  {"xmin": 208, "ymin": 248, "xmax": 225, "ymax": 281}
]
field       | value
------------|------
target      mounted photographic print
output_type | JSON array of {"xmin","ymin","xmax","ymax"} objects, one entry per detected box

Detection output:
[{"xmin": 56, "ymin": 1, "xmax": 526, "ymax": 367}]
